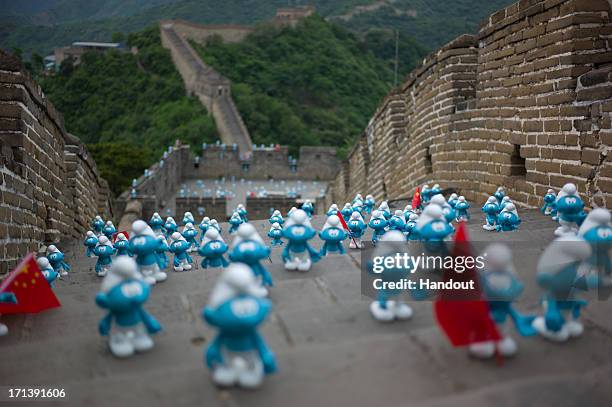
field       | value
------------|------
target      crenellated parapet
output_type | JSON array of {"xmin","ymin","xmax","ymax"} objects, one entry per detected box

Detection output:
[
  {"xmin": 326, "ymin": 0, "xmax": 612, "ymax": 209},
  {"xmin": 0, "ymin": 50, "xmax": 112, "ymax": 272}
]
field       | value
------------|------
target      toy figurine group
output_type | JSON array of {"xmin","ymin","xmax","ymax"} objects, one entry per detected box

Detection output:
[{"xmin": 3, "ymin": 183, "xmax": 608, "ymax": 390}]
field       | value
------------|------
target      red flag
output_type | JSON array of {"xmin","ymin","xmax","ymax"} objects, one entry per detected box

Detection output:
[
  {"xmin": 433, "ymin": 222, "xmax": 500, "ymax": 346},
  {"xmin": 411, "ymin": 187, "xmax": 421, "ymax": 210},
  {"xmin": 0, "ymin": 254, "xmax": 61, "ymax": 314},
  {"xmin": 112, "ymin": 231, "xmax": 130, "ymax": 243}
]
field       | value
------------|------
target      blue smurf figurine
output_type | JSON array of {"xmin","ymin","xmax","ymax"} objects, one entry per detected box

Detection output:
[
  {"xmin": 268, "ymin": 210, "xmax": 284, "ymax": 226},
  {"xmin": 230, "ymin": 224, "xmax": 272, "ymax": 295},
  {"xmin": 93, "ymin": 236, "xmax": 115, "ymax": 277},
  {"xmin": 447, "ymin": 193, "xmax": 458, "ymax": 208},
  {"xmin": 340, "ymin": 203, "xmax": 353, "ymax": 222},
  {"xmin": 405, "ymin": 213, "xmax": 419, "ymax": 240},
  {"xmin": 149, "ymin": 212, "xmax": 165, "ymax": 236},
  {"xmin": 91, "ymin": 215, "xmax": 105, "ymax": 237},
  {"xmin": 267, "ymin": 223, "xmax": 284, "ymax": 246},
  {"xmin": 482, "ymin": 196, "xmax": 500, "ymax": 231},
  {"xmin": 578, "ymin": 208, "xmax": 612, "ymax": 285},
  {"xmin": 47, "ymin": 245, "xmax": 70, "ymax": 276},
  {"xmin": 327, "ymin": 204, "xmax": 340, "ymax": 216},
  {"xmin": 182, "ymin": 222, "xmax": 200, "ymax": 252},
  {"xmin": 347, "ymin": 212, "xmax": 367, "ymax": 249},
  {"xmin": 210, "ymin": 219, "xmax": 222, "ymax": 233},
  {"xmin": 199, "ymin": 216, "xmax": 211, "ymax": 235},
  {"xmin": 541, "ymin": 189, "xmax": 557, "ymax": 217},
  {"xmin": 103, "ymin": 221, "xmax": 117, "ymax": 240},
  {"xmin": 282, "ymin": 209, "xmax": 321, "ymax": 272},
  {"xmin": 403, "ymin": 204, "xmax": 414, "ymax": 221},
  {"xmin": 415, "ymin": 205, "xmax": 454, "ymax": 242},
  {"xmin": 364, "ymin": 194, "xmax": 376, "ymax": 214},
  {"xmin": 155, "ymin": 235, "xmax": 170, "ymax": 271},
  {"xmin": 199, "ymin": 228, "xmax": 230, "ymax": 269},
  {"xmin": 130, "ymin": 220, "xmax": 167, "ymax": 285},
  {"xmin": 369, "ymin": 231, "xmax": 413, "ymax": 322},
  {"xmin": 469, "ymin": 244, "xmax": 536, "ymax": 358},
  {"xmin": 0, "ymin": 292, "xmax": 17, "ymax": 336},
  {"xmin": 36, "ymin": 257, "xmax": 59, "ymax": 287},
  {"xmin": 164, "ymin": 217, "xmax": 178, "ymax": 239},
  {"xmin": 430, "ymin": 195, "xmax": 456, "ymax": 227},
  {"xmin": 388, "ymin": 210, "xmax": 407, "ymax": 232},
  {"xmin": 302, "ymin": 200, "xmax": 314, "ymax": 218},
  {"xmin": 377, "ymin": 201, "xmax": 391, "ymax": 220},
  {"xmin": 319, "ymin": 214, "xmax": 348, "ymax": 256},
  {"xmin": 236, "ymin": 204, "xmax": 248, "ymax": 222},
  {"xmin": 532, "ymin": 236, "xmax": 592, "ymax": 341},
  {"xmin": 499, "ymin": 196, "xmax": 512, "ymax": 211},
  {"xmin": 203, "ymin": 263, "xmax": 276, "ymax": 388},
  {"xmin": 84, "ymin": 231, "xmax": 98, "ymax": 257},
  {"xmin": 169, "ymin": 232, "xmax": 193, "ymax": 272},
  {"xmin": 182, "ymin": 211, "xmax": 195, "ymax": 226},
  {"xmin": 421, "ymin": 184, "xmax": 432, "ymax": 204},
  {"xmin": 430, "ymin": 183, "xmax": 442, "ymax": 197},
  {"xmin": 454, "ymin": 196, "xmax": 470, "ymax": 222},
  {"xmin": 494, "ymin": 186, "xmax": 505, "ymax": 205},
  {"xmin": 96, "ymin": 256, "xmax": 162, "ymax": 358},
  {"xmin": 229, "ymin": 212, "xmax": 243, "ymax": 234},
  {"xmin": 554, "ymin": 183, "xmax": 587, "ymax": 236},
  {"xmin": 114, "ymin": 233, "xmax": 132, "ymax": 256},
  {"xmin": 496, "ymin": 203, "xmax": 521, "ymax": 232},
  {"xmin": 368, "ymin": 210, "xmax": 388, "ymax": 244}
]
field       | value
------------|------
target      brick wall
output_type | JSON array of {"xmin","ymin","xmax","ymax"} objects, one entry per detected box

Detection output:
[
  {"xmin": 192, "ymin": 145, "xmax": 339, "ymax": 181},
  {"xmin": 327, "ymin": 0, "xmax": 612, "ymax": 209},
  {"xmin": 175, "ymin": 197, "xmax": 227, "ymax": 222},
  {"xmin": 162, "ymin": 20, "xmax": 255, "ymax": 45},
  {"xmin": 245, "ymin": 197, "xmax": 300, "ymax": 220},
  {"xmin": 0, "ymin": 51, "xmax": 112, "ymax": 272}
]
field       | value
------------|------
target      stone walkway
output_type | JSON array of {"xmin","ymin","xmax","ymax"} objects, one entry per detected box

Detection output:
[{"xmin": 1, "ymin": 210, "xmax": 611, "ymax": 406}]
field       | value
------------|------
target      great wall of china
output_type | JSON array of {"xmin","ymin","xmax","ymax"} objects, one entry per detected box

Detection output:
[
  {"xmin": 0, "ymin": 51, "xmax": 113, "ymax": 272},
  {"xmin": 1, "ymin": 0, "xmax": 611, "ymax": 270},
  {"xmin": 324, "ymin": 0, "xmax": 612, "ymax": 210}
]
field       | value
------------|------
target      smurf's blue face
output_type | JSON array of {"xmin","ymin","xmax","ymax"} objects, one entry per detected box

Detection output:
[
  {"xmin": 284, "ymin": 225, "xmax": 315, "ymax": 241},
  {"xmin": 320, "ymin": 227, "xmax": 345, "ymax": 242},
  {"xmin": 47, "ymin": 251, "xmax": 64, "ymax": 263},
  {"xmin": 230, "ymin": 215, "xmax": 242, "ymax": 224},
  {"xmin": 171, "ymin": 240, "xmax": 190, "ymax": 253},
  {"xmin": 483, "ymin": 202, "xmax": 499, "ymax": 214},
  {"xmin": 93, "ymin": 219, "xmax": 104, "ymax": 229},
  {"xmin": 431, "ymin": 186, "xmax": 441, "ymax": 195},
  {"xmin": 97, "ymin": 245, "xmax": 115, "ymax": 256},
  {"xmin": 165, "ymin": 221, "xmax": 177, "ymax": 230},
  {"xmin": 201, "ymin": 240, "xmax": 228, "ymax": 256},
  {"xmin": 348, "ymin": 219, "xmax": 365, "ymax": 230},
  {"xmin": 85, "ymin": 236, "xmax": 98, "ymax": 246},
  {"xmin": 105, "ymin": 280, "xmax": 150, "ymax": 312},
  {"xmin": 204, "ymin": 296, "xmax": 271, "ymax": 333},
  {"xmin": 368, "ymin": 218, "xmax": 387, "ymax": 231},
  {"xmin": 544, "ymin": 193, "xmax": 556, "ymax": 203},
  {"xmin": 419, "ymin": 220, "xmax": 453, "ymax": 240},
  {"xmin": 231, "ymin": 240, "xmax": 270, "ymax": 262},
  {"xmin": 269, "ymin": 229, "xmax": 283, "ymax": 237},
  {"xmin": 494, "ymin": 190, "xmax": 505, "ymax": 201},
  {"xmin": 182, "ymin": 229, "xmax": 198, "ymax": 239},
  {"xmin": 557, "ymin": 195, "xmax": 584, "ymax": 214},
  {"xmin": 482, "ymin": 271, "xmax": 523, "ymax": 301}
]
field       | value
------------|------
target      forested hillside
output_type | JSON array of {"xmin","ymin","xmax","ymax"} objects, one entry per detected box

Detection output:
[
  {"xmin": 1, "ymin": 0, "xmax": 513, "ymax": 56},
  {"xmin": 38, "ymin": 26, "xmax": 218, "ymax": 195},
  {"xmin": 193, "ymin": 16, "xmax": 426, "ymax": 154}
]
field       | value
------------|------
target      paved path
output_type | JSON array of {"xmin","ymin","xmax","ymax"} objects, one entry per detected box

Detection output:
[{"xmin": 1, "ymin": 210, "xmax": 611, "ymax": 406}]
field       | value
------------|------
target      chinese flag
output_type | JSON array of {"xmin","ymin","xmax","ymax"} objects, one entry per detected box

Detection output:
[
  {"xmin": 433, "ymin": 222, "xmax": 500, "ymax": 346},
  {"xmin": 0, "ymin": 254, "xmax": 61, "ymax": 314},
  {"xmin": 411, "ymin": 187, "xmax": 421, "ymax": 209}
]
